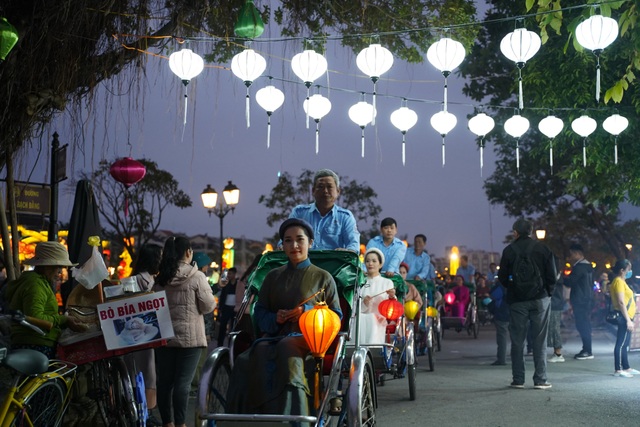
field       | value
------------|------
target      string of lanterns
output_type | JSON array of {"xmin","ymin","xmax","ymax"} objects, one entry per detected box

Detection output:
[{"xmin": 164, "ymin": 3, "xmax": 629, "ymax": 169}]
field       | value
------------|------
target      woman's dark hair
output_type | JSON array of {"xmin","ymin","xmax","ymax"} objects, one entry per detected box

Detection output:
[
  {"xmin": 612, "ymin": 259, "xmax": 631, "ymax": 276},
  {"xmin": 133, "ymin": 244, "xmax": 162, "ymax": 276},
  {"xmin": 156, "ymin": 236, "xmax": 191, "ymax": 286}
]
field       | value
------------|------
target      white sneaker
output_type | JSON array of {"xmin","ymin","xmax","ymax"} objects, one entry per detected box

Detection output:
[
  {"xmin": 624, "ymin": 368, "xmax": 640, "ymax": 375},
  {"xmin": 548, "ymin": 354, "xmax": 565, "ymax": 363},
  {"xmin": 614, "ymin": 371, "xmax": 633, "ymax": 378}
]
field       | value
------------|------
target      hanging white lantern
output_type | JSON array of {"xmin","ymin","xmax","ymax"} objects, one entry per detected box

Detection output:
[
  {"xmin": 603, "ymin": 114, "xmax": 628, "ymax": 164},
  {"xmin": 571, "ymin": 115, "xmax": 597, "ymax": 167},
  {"xmin": 500, "ymin": 28, "xmax": 541, "ymax": 109},
  {"xmin": 390, "ymin": 103, "xmax": 418, "ymax": 166},
  {"xmin": 255, "ymin": 84, "xmax": 285, "ymax": 149},
  {"xmin": 303, "ymin": 94, "xmax": 332, "ymax": 154},
  {"xmin": 291, "ymin": 50, "xmax": 328, "ymax": 128},
  {"xmin": 357, "ymin": 44, "xmax": 393, "ymax": 125},
  {"xmin": 468, "ymin": 113, "xmax": 495, "ymax": 176},
  {"xmin": 348, "ymin": 100, "xmax": 376, "ymax": 157},
  {"xmin": 504, "ymin": 113, "xmax": 530, "ymax": 173},
  {"xmin": 538, "ymin": 115, "xmax": 564, "ymax": 174},
  {"xmin": 576, "ymin": 14, "xmax": 618, "ymax": 102},
  {"xmin": 430, "ymin": 111, "xmax": 457, "ymax": 167},
  {"xmin": 231, "ymin": 49, "xmax": 267, "ymax": 128},
  {"xmin": 427, "ymin": 37, "xmax": 465, "ymax": 112},
  {"xmin": 169, "ymin": 48, "xmax": 205, "ymax": 125}
]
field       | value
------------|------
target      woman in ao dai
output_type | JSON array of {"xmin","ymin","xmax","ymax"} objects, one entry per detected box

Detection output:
[{"xmin": 359, "ymin": 248, "xmax": 396, "ymax": 344}]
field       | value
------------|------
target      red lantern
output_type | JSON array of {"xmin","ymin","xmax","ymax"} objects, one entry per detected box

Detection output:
[
  {"xmin": 299, "ymin": 302, "xmax": 341, "ymax": 358},
  {"xmin": 444, "ymin": 292, "xmax": 456, "ymax": 305},
  {"xmin": 378, "ymin": 298, "xmax": 404, "ymax": 321},
  {"xmin": 109, "ymin": 157, "xmax": 146, "ymax": 188},
  {"xmin": 109, "ymin": 157, "xmax": 146, "ymax": 217}
]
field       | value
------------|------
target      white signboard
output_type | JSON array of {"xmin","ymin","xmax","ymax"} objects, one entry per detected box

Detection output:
[{"xmin": 97, "ymin": 291, "xmax": 174, "ymax": 350}]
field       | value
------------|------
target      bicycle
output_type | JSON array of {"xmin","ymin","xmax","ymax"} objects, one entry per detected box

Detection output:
[{"xmin": 0, "ymin": 311, "xmax": 78, "ymax": 427}]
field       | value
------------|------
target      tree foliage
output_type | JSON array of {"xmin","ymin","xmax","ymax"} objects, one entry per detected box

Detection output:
[
  {"xmin": 82, "ymin": 159, "xmax": 191, "ymax": 257},
  {"xmin": 258, "ymin": 169, "xmax": 382, "ymax": 239},
  {"xmin": 459, "ymin": 0, "xmax": 640, "ymax": 259}
]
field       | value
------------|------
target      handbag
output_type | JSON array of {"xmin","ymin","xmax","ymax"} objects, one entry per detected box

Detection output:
[{"xmin": 606, "ymin": 297, "xmax": 632, "ymax": 325}]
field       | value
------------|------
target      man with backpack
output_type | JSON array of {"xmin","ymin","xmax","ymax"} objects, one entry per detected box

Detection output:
[{"xmin": 498, "ymin": 218, "xmax": 558, "ymax": 390}]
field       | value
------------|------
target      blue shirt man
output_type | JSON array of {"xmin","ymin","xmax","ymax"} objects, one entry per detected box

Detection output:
[
  {"xmin": 403, "ymin": 234, "xmax": 431, "ymax": 281},
  {"xmin": 366, "ymin": 217, "xmax": 407, "ymax": 277},
  {"xmin": 456, "ymin": 255, "xmax": 476, "ymax": 284},
  {"xmin": 288, "ymin": 169, "xmax": 360, "ymax": 252}
]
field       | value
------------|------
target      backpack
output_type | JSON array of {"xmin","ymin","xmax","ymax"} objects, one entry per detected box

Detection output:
[{"xmin": 511, "ymin": 240, "xmax": 543, "ymax": 301}]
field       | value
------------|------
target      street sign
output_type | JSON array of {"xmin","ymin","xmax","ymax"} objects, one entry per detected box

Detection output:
[
  {"xmin": 54, "ymin": 144, "xmax": 67, "ymax": 183},
  {"xmin": 14, "ymin": 183, "xmax": 51, "ymax": 215}
]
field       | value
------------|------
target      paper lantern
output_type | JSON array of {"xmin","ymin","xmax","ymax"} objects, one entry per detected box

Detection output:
[
  {"xmin": 255, "ymin": 84, "xmax": 285, "ymax": 148},
  {"xmin": 571, "ymin": 115, "xmax": 597, "ymax": 167},
  {"xmin": 303, "ymin": 94, "xmax": 332, "ymax": 154},
  {"xmin": 110, "ymin": 157, "xmax": 146, "ymax": 217},
  {"xmin": 390, "ymin": 102, "xmax": 418, "ymax": 165},
  {"xmin": 500, "ymin": 28, "xmax": 541, "ymax": 109},
  {"xmin": 0, "ymin": 17, "xmax": 19, "ymax": 62},
  {"xmin": 538, "ymin": 115, "xmax": 564, "ymax": 174},
  {"xmin": 427, "ymin": 37, "xmax": 465, "ymax": 112},
  {"xmin": 603, "ymin": 114, "xmax": 628, "ymax": 164},
  {"xmin": 430, "ymin": 110, "xmax": 457, "ymax": 167},
  {"xmin": 348, "ymin": 99, "xmax": 376, "ymax": 157},
  {"xmin": 169, "ymin": 48, "xmax": 205, "ymax": 125},
  {"xmin": 426, "ymin": 306, "xmax": 438, "ymax": 318},
  {"xmin": 234, "ymin": 0, "xmax": 264, "ymax": 39},
  {"xmin": 378, "ymin": 299, "xmax": 404, "ymax": 322},
  {"xmin": 444, "ymin": 292, "xmax": 455, "ymax": 305},
  {"xmin": 231, "ymin": 49, "xmax": 266, "ymax": 128},
  {"xmin": 504, "ymin": 113, "xmax": 530, "ymax": 173},
  {"xmin": 576, "ymin": 14, "xmax": 618, "ymax": 101},
  {"xmin": 291, "ymin": 50, "xmax": 328, "ymax": 128},
  {"xmin": 356, "ymin": 44, "xmax": 393, "ymax": 125},
  {"xmin": 299, "ymin": 302, "xmax": 341, "ymax": 358},
  {"xmin": 404, "ymin": 300, "xmax": 420, "ymax": 321},
  {"xmin": 468, "ymin": 113, "xmax": 495, "ymax": 176}
]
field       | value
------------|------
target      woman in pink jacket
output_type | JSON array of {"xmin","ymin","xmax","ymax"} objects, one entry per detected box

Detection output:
[{"xmin": 153, "ymin": 236, "xmax": 216, "ymax": 427}]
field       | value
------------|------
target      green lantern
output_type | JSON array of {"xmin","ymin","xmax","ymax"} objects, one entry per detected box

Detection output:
[
  {"xmin": 234, "ymin": 0, "xmax": 264, "ymax": 39},
  {"xmin": 0, "ymin": 17, "xmax": 19, "ymax": 62}
]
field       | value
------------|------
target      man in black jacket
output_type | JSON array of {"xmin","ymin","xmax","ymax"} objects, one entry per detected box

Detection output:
[
  {"xmin": 564, "ymin": 243, "xmax": 594, "ymax": 360},
  {"xmin": 498, "ymin": 218, "xmax": 558, "ymax": 390}
]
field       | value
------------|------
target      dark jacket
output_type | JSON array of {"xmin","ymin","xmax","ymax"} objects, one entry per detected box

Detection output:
[
  {"xmin": 551, "ymin": 280, "xmax": 565, "ymax": 311},
  {"xmin": 498, "ymin": 236, "xmax": 558, "ymax": 304},
  {"xmin": 564, "ymin": 259, "xmax": 593, "ymax": 308},
  {"xmin": 489, "ymin": 282, "xmax": 510, "ymax": 322}
]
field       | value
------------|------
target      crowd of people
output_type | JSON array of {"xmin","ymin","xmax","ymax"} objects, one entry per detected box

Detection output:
[{"xmin": 1, "ymin": 168, "xmax": 639, "ymax": 426}]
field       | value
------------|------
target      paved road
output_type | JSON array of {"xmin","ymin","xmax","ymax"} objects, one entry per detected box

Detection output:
[{"xmin": 189, "ymin": 321, "xmax": 640, "ymax": 426}]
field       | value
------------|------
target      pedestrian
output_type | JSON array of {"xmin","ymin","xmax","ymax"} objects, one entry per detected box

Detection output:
[
  {"xmin": 217, "ymin": 267, "xmax": 240, "ymax": 346},
  {"xmin": 609, "ymin": 259, "xmax": 639, "ymax": 377},
  {"xmin": 153, "ymin": 236, "xmax": 216, "ymax": 427},
  {"xmin": 456, "ymin": 255, "xmax": 476, "ymax": 285},
  {"xmin": 498, "ymin": 218, "xmax": 557, "ymax": 390},
  {"xmin": 287, "ymin": 168, "xmax": 360, "ymax": 252},
  {"xmin": 547, "ymin": 279, "xmax": 565, "ymax": 363},
  {"xmin": 366, "ymin": 217, "xmax": 407, "ymax": 277},
  {"xmin": 488, "ymin": 280, "xmax": 509, "ymax": 366},
  {"xmin": 564, "ymin": 243, "xmax": 594, "ymax": 360}
]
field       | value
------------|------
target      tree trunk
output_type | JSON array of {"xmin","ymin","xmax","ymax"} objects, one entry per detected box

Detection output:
[
  {"xmin": 5, "ymin": 150, "xmax": 20, "ymax": 278},
  {"xmin": 0, "ymin": 185, "xmax": 15, "ymax": 281}
]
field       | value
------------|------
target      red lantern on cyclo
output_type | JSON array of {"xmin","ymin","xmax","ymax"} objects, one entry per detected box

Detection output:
[{"xmin": 109, "ymin": 157, "xmax": 146, "ymax": 216}]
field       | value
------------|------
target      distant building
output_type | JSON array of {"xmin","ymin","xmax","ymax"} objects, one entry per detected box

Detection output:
[{"xmin": 433, "ymin": 246, "xmax": 500, "ymax": 279}]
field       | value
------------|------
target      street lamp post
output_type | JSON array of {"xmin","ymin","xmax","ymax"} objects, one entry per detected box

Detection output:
[{"xmin": 201, "ymin": 181, "xmax": 240, "ymax": 274}]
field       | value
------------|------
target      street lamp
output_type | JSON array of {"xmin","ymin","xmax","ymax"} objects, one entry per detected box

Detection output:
[
  {"xmin": 201, "ymin": 181, "xmax": 240, "ymax": 273},
  {"xmin": 535, "ymin": 229, "xmax": 546, "ymax": 240}
]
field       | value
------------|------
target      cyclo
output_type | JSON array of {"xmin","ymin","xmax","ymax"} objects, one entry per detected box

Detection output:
[
  {"xmin": 197, "ymin": 250, "xmax": 378, "ymax": 426},
  {"xmin": 438, "ymin": 279, "xmax": 479, "ymax": 339},
  {"xmin": 406, "ymin": 279, "xmax": 439, "ymax": 371}
]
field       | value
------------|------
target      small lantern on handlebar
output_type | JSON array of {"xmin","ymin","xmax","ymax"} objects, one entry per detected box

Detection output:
[{"xmin": 378, "ymin": 299, "xmax": 404, "ymax": 322}]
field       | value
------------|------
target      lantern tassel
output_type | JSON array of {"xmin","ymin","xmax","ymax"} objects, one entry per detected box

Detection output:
[
  {"xmin": 516, "ymin": 139, "xmax": 520, "ymax": 174},
  {"xmin": 372, "ymin": 81, "xmax": 377, "ymax": 126},
  {"xmin": 305, "ymin": 87, "xmax": 310, "ymax": 129},
  {"xmin": 615, "ymin": 137, "xmax": 618, "ymax": 164},
  {"xmin": 550, "ymin": 140, "xmax": 554, "ymax": 175},
  {"xmin": 480, "ymin": 141, "xmax": 484, "ymax": 177},
  {"xmin": 596, "ymin": 56, "xmax": 601, "ymax": 102},
  {"xmin": 402, "ymin": 140, "xmax": 406, "ymax": 166},
  {"xmin": 183, "ymin": 91, "xmax": 188, "ymax": 125},
  {"xmin": 315, "ymin": 123, "xmax": 320, "ymax": 154},
  {"xmin": 245, "ymin": 88, "xmax": 251, "ymax": 128},
  {"xmin": 444, "ymin": 76, "xmax": 448, "ymax": 112},
  {"xmin": 313, "ymin": 357, "xmax": 323, "ymax": 412},
  {"xmin": 361, "ymin": 128, "xmax": 365, "ymax": 158},
  {"xmin": 518, "ymin": 68, "xmax": 524, "ymax": 110},
  {"xmin": 267, "ymin": 114, "xmax": 272, "ymax": 149},
  {"xmin": 583, "ymin": 139, "xmax": 587, "ymax": 167},
  {"xmin": 442, "ymin": 137, "xmax": 446, "ymax": 167}
]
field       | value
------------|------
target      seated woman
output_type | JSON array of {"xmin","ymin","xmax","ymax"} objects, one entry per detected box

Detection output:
[
  {"xmin": 357, "ymin": 248, "xmax": 396, "ymax": 344},
  {"xmin": 226, "ymin": 218, "xmax": 342, "ymax": 420},
  {"xmin": 450, "ymin": 275, "xmax": 470, "ymax": 317}
]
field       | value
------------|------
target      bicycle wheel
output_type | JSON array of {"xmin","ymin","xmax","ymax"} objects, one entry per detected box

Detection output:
[
  {"xmin": 91, "ymin": 358, "xmax": 137, "ymax": 427},
  {"xmin": 202, "ymin": 351, "xmax": 231, "ymax": 415},
  {"xmin": 8, "ymin": 378, "xmax": 66, "ymax": 427}
]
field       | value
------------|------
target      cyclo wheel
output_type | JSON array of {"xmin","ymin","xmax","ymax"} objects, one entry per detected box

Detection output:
[
  {"xmin": 7, "ymin": 378, "xmax": 66, "ymax": 427},
  {"xmin": 91, "ymin": 358, "xmax": 137, "ymax": 427},
  {"xmin": 406, "ymin": 322, "xmax": 416, "ymax": 401},
  {"xmin": 198, "ymin": 349, "xmax": 231, "ymax": 423}
]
